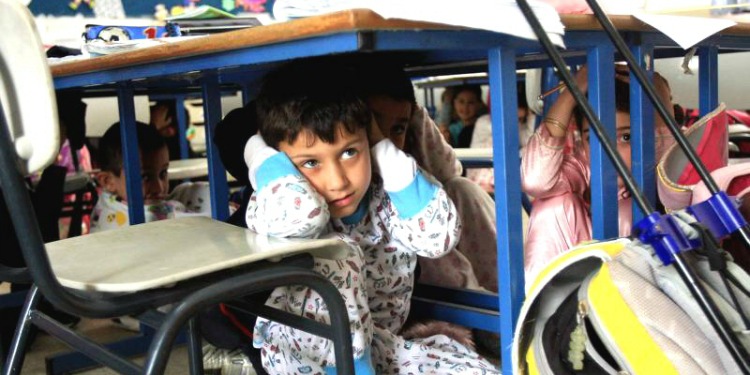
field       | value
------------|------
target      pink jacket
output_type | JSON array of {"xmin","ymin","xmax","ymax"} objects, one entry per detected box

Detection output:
[{"xmin": 521, "ymin": 126, "xmax": 632, "ymax": 283}]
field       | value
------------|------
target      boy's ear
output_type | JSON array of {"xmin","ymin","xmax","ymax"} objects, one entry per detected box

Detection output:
[{"xmin": 96, "ymin": 171, "xmax": 118, "ymax": 194}]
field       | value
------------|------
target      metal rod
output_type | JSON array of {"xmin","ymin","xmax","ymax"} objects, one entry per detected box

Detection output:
[{"xmin": 673, "ymin": 254, "xmax": 750, "ymax": 373}]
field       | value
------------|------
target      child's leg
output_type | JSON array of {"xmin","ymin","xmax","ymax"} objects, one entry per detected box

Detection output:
[
  {"xmin": 371, "ymin": 325, "xmax": 500, "ymax": 374},
  {"xmin": 254, "ymin": 233, "xmax": 373, "ymax": 374}
]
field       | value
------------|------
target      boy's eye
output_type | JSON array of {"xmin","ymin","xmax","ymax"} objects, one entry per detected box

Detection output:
[
  {"xmin": 141, "ymin": 174, "xmax": 151, "ymax": 182},
  {"xmin": 341, "ymin": 148, "xmax": 358, "ymax": 160},
  {"xmin": 390, "ymin": 124, "xmax": 407, "ymax": 136},
  {"xmin": 301, "ymin": 160, "xmax": 319, "ymax": 169},
  {"xmin": 618, "ymin": 133, "xmax": 631, "ymax": 143},
  {"xmin": 159, "ymin": 170, "xmax": 168, "ymax": 180}
]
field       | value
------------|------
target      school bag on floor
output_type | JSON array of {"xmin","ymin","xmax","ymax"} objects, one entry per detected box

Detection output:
[{"xmin": 512, "ymin": 217, "xmax": 750, "ymax": 375}]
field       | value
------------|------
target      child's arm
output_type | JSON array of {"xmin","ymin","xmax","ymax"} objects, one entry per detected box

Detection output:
[
  {"xmin": 244, "ymin": 134, "xmax": 330, "ymax": 238},
  {"xmin": 372, "ymin": 139, "xmax": 461, "ymax": 258},
  {"xmin": 406, "ymin": 106, "xmax": 463, "ymax": 183}
]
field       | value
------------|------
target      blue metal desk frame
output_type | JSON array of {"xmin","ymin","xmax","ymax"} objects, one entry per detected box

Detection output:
[{"xmin": 50, "ymin": 12, "xmax": 750, "ymax": 374}]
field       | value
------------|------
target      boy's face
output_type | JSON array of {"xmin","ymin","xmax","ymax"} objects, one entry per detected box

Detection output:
[
  {"xmin": 366, "ymin": 95, "xmax": 411, "ymax": 151},
  {"xmin": 278, "ymin": 124, "xmax": 372, "ymax": 219},
  {"xmin": 98, "ymin": 146, "xmax": 170, "ymax": 204}
]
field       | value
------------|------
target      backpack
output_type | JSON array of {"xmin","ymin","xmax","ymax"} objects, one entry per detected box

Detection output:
[{"xmin": 512, "ymin": 220, "xmax": 750, "ymax": 375}]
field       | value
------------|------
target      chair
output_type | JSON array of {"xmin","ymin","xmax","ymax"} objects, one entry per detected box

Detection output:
[{"xmin": 0, "ymin": 1, "xmax": 354, "ymax": 373}]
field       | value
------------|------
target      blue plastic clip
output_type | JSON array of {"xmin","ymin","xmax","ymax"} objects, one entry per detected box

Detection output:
[
  {"xmin": 634, "ymin": 213, "xmax": 698, "ymax": 265},
  {"xmin": 687, "ymin": 191, "xmax": 747, "ymax": 240}
]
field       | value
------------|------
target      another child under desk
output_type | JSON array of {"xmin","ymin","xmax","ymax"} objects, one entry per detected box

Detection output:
[
  {"xmin": 90, "ymin": 121, "xmax": 212, "ymax": 233},
  {"xmin": 521, "ymin": 65, "xmax": 675, "ymax": 285},
  {"xmin": 245, "ymin": 60, "xmax": 499, "ymax": 374}
]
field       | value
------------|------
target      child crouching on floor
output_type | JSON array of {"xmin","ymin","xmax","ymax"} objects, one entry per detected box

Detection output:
[
  {"xmin": 245, "ymin": 61, "xmax": 499, "ymax": 374},
  {"xmin": 91, "ymin": 121, "xmax": 212, "ymax": 232}
]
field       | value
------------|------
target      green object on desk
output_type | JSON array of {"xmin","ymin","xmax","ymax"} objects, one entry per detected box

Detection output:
[{"xmin": 168, "ymin": 5, "xmax": 236, "ymax": 20}]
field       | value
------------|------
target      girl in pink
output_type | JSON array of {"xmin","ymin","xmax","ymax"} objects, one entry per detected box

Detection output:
[{"xmin": 521, "ymin": 65, "xmax": 675, "ymax": 285}]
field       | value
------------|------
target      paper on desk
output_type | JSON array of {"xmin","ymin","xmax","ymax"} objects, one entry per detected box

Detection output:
[
  {"xmin": 274, "ymin": 0, "xmax": 566, "ymax": 47},
  {"xmin": 634, "ymin": 13, "xmax": 736, "ymax": 49}
]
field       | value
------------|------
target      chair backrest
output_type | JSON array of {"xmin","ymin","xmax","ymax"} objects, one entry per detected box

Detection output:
[
  {"xmin": 0, "ymin": 0, "xmax": 75, "ymax": 306},
  {"xmin": 0, "ymin": 0, "xmax": 59, "ymax": 176}
]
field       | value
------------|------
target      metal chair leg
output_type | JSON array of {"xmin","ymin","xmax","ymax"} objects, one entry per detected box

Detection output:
[
  {"xmin": 2, "ymin": 286, "xmax": 40, "ymax": 375},
  {"xmin": 187, "ymin": 317, "xmax": 203, "ymax": 375}
]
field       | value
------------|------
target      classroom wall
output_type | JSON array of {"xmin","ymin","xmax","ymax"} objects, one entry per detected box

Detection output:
[{"xmin": 655, "ymin": 51, "xmax": 750, "ymax": 110}]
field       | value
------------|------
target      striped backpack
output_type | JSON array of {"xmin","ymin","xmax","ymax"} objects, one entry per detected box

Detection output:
[{"xmin": 512, "ymin": 217, "xmax": 750, "ymax": 375}]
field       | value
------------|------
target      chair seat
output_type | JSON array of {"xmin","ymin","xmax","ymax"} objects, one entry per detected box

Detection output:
[{"xmin": 46, "ymin": 216, "xmax": 347, "ymax": 293}]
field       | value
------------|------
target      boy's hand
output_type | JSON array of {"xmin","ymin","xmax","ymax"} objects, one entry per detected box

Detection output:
[{"xmin": 368, "ymin": 117, "xmax": 385, "ymax": 147}]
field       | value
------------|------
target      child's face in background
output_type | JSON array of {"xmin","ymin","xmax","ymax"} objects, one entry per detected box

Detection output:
[
  {"xmin": 102, "ymin": 146, "xmax": 170, "ymax": 204},
  {"xmin": 581, "ymin": 111, "xmax": 632, "ymax": 189},
  {"xmin": 279, "ymin": 124, "xmax": 372, "ymax": 219},
  {"xmin": 366, "ymin": 95, "xmax": 411, "ymax": 151},
  {"xmin": 453, "ymin": 90, "xmax": 481, "ymax": 124}
]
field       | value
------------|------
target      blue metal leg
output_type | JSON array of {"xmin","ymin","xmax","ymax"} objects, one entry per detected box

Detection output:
[
  {"xmin": 201, "ymin": 72, "xmax": 230, "ymax": 221},
  {"xmin": 587, "ymin": 45, "xmax": 619, "ymax": 239},
  {"xmin": 488, "ymin": 45, "xmax": 524, "ymax": 375},
  {"xmin": 174, "ymin": 94, "xmax": 190, "ymax": 160},
  {"xmin": 116, "ymin": 84, "xmax": 145, "ymax": 225},
  {"xmin": 699, "ymin": 46, "xmax": 719, "ymax": 116},
  {"xmin": 629, "ymin": 43, "xmax": 656, "ymax": 223}
]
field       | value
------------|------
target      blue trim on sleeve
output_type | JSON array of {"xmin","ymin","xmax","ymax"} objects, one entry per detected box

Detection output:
[
  {"xmin": 341, "ymin": 190, "xmax": 370, "ymax": 225},
  {"xmin": 256, "ymin": 152, "xmax": 301, "ymax": 191},
  {"xmin": 388, "ymin": 171, "xmax": 439, "ymax": 219},
  {"xmin": 325, "ymin": 347, "xmax": 374, "ymax": 375}
]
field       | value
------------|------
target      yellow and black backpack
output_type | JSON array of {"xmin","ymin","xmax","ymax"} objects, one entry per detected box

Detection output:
[{"xmin": 512, "ymin": 220, "xmax": 750, "ymax": 375}]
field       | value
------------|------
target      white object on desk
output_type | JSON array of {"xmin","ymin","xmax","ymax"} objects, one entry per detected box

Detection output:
[
  {"xmin": 46, "ymin": 216, "xmax": 348, "ymax": 292},
  {"xmin": 168, "ymin": 158, "xmax": 236, "ymax": 181}
]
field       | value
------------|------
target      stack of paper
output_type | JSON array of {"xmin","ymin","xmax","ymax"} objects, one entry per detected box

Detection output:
[{"xmin": 273, "ymin": 0, "xmax": 566, "ymax": 47}]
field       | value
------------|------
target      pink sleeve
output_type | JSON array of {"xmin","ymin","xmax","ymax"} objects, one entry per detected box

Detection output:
[
  {"xmin": 521, "ymin": 126, "xmax": 589, "ymax": 199},
  {"xmin": 77, "ymin": 145, "xmax": 92, "ymax": 172},
  {"xmin": 407, "ymin": 106, "xmax": 462, "ymax": 183}
]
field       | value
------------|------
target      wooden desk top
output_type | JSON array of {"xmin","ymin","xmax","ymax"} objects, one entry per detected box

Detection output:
[
  {"xmin": 50, "ymin": 10, "xmax": 750, "ymax": 79},
  {"xmin": 50, "ymin": 9, "xmax": 459, "ymax": 78}
]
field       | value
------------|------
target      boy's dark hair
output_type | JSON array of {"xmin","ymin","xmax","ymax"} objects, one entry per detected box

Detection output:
[
  {"xmin": 98, "ymin": 121, "xmax": 166, "ymax": 175},
  {"xmin": 354, "ymin": 60, "xmax": 416, "ymax": 105},
  {"xmin": 256, "ymin": 58, "xmax": 372, "ymax": 148}
]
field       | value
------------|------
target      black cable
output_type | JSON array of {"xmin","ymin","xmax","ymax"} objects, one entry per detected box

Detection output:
[
  {"xmin": 727, "ymin": 271, "xmax": 750, "ymax": 299},
  {"xmin": 690, "ymin": 222, "xmax": 750, "ymax": 328},
  {"xmin": 720, "ymin": 270, "xmax": 750, "ymax": 329}
]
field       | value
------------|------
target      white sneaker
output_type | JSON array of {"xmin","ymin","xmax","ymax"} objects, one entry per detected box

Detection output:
[
  {"xmin": 110, "ymin": 316, "xmax": 141, "ymax": 332},
  {"xmin": 202, "ymin": 344, "xmax": 256, "ymax": 375}
]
